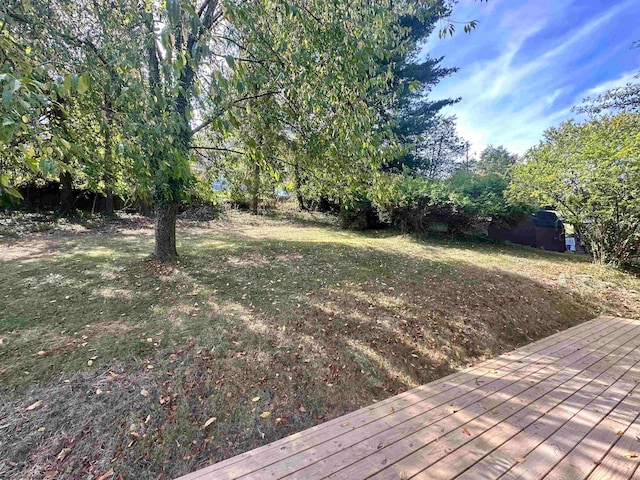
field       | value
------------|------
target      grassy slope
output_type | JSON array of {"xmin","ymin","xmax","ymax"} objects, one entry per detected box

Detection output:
[{"xmin": 1, "ymin": 211, "xmax": 639, "ymax": 479}]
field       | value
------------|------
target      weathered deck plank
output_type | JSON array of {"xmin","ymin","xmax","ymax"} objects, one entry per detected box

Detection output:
[{"xmin": 176, "ymin": 316, "xmax": 640, "ymax": 480}]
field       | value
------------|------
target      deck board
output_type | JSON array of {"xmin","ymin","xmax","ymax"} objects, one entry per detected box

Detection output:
[
  {"xmin": 410, "ymin": 324, "xmax": 640, "ymax": 480},
  {"xmin": 176, "ymin": 316, "xmax": 640, "ymax": 480}
]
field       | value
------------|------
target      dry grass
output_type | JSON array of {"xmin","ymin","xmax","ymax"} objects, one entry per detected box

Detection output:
[{"xmin": 1, "ymin": 209, "xmax": 639, "ymax": 479}]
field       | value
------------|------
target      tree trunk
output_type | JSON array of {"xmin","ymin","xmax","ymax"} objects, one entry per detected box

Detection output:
[
  {"xmin": 138, "ymin": 198, "xmax": 152, "ymax": 217},
  {"xmin": 59, "ymin": 171, "xmax": 74, "ymax": 215},
  {"xmin": 294, "ymin": 162, "xmax": 306, "ymax": 211},
  {"xmin": 103, "ymin": 91, "xmax": 115, "ymax": 216},
  {"xmin": 105, "ymin": 188, "xmax": 114, "ymax": 215},
  {"xmin": 251, "ymin": 162, "xmax": 260, "ymax": 215},
  {"xmin": 154, "ymin": 201, "xmax": 179, "ymax": 262}
]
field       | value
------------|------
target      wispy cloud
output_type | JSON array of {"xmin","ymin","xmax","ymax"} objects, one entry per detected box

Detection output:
[
  {"xmin": 583, "ymin": 70, "xmax": 639, "ymax": 98},
  {"xmin": 422, "ymin": 0, "xmax": 640, "ymax": 155}
]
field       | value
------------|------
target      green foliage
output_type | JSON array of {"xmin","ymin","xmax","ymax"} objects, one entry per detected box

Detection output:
[
  {"xmin": 476, "ymin": 145, "xmax": 519, "ymax": 176},
  {"xmin": 391, "ymin": 115, "xmax": 467, "ymax": 178},
  {"xmin": 509, "ymin": 113, "xmax": 640, "ymax": 266},
  {"xmin": 0, "ymin": 2, "xmax": 50, "ymax": 202},
  {"xmin": 338, "ymin": 198, "xmax": 383, "ymax": 230},
  {"xmin": 374, "ymin": 164, "xmax": 532, "ymax": 237},
  {"xmin": 2, "ymin": 0, "xmax": 480, "ymax": 257}
]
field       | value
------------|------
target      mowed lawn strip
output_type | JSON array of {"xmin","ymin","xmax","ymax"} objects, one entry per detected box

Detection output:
[{"xmin": 1, "ymin": 211, "xmax": 639, "ymax": 479}]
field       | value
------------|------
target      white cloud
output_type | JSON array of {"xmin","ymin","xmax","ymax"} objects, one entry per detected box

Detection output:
[
  {"xmin": 583, "ymin": 70, "xmax": 639, "ymax": 98},
  {"xmin": 421, "ymin": 0, "xmax": 639, "ymax": 156}
]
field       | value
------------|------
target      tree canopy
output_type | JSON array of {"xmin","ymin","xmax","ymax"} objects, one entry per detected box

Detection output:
[
  {"xmin": 2, "ymin": 0, "xmax": 485, "ymax": 260},
  {"xmin": 508, "ymin": 113, "xmax": 640, "ymax": 265}
]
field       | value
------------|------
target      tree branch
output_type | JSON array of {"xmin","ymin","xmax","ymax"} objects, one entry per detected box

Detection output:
[{"xmin": 191, "ymin": 90, "xmax": 281, "ymax": 135}]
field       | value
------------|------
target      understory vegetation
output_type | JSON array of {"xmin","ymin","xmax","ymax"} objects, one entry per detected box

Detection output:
[
  {"xmin": 3, "ymin": 1, "xmax": 639, "ymax": 265},
  {"xmin": 1, "ymin": 211, "xmax": 639, "ymax": 479},
  {"xmin": 2, "ymin": 1, "xmax": 640, "ymax": 478}
]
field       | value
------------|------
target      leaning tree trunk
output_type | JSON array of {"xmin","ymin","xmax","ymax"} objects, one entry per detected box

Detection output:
[
  {"xmin": 154, "ymin": 201, "xmax": 179, "ymax": 261},
  {"xmin": 104, "ymin": 188, "xmax": 114, "ymax": 215},
  {"xmin": 138, "ymin": 198, "xmax": 152, "ymax": 217},
  {"xmin": 103, "ymin": 101, "xmax": 114, "ymax": 216},
  {"xmin": 251, "ymin": 162, "xmax": 260, "ymax": 215},
  {"xmin": 294, "ymin": 162, "xmax": 306, "ymax": 211},
  {"xmin": 59, "ymin": 171, "xmax": 74, "ymax": 215}
]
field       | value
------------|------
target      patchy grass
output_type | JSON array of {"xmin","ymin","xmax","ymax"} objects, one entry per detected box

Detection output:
[{"xmin": 1, "ymin": 210, "xmax": 639, "ymax": 479}]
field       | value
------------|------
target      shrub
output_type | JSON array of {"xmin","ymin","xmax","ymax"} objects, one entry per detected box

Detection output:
[
  {"xmin": 338, "ymin": 198, "xmax": 384, "ymax": 230},
  {"xmin": 374, "ymin": 171, "xmax": 532, "ymax": 237}
]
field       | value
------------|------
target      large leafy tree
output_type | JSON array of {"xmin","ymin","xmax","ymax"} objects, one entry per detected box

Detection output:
[
  {"xmin": 1, "ymin": 1, "xmax": 56, "ymax": 203},
  {"xmin": 3, "ymin": 0, "xmax": 480, "ymax": 261},
  {"xmin": 195, "ymin": 1, "xmax": 469, "ymax": 209},
  {"xmin": 508, "ymin": 114, "xmax": 640, "ymax": 266},
  {"xmin": 1, "ymin": 1, "xmax": 140, "ymax": 212},
  {"xmin": 476, "ymin": 144, "xmax": 519, "ymax": 176},
  {"xmin": 408, "ymin": 115, "xmax": 467, "ymax": 179}
]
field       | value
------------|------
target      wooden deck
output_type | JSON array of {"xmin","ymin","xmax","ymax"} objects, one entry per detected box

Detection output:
[{"xmin": 178, "ymin": 316, "xmax": 640, "ymax": 480}]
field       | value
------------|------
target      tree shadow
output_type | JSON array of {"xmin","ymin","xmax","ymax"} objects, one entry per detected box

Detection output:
[{"xmin": 0, "ymin": 219, "xmax": 633, "ymax": 479}]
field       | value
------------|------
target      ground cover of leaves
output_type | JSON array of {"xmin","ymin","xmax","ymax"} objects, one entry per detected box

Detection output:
[{"xmin": 2, "ymin": 210, "xmax": 639, "ymax": 479}]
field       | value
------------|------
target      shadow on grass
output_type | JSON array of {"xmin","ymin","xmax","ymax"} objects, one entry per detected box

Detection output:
[{"xmin": 0, "ymin": 220, "xmax": 623, "ymax": 479}]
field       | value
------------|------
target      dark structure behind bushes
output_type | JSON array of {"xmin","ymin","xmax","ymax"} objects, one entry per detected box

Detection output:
[
  {"xmin": 17, "ymin": 182, "xmax": 125, "ymax": 213},
  {"xmin": 489, "ymin": 210, "xmax": 566, "ymax": 252}
]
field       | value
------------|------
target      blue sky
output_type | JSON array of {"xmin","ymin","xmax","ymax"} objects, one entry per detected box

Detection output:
[{"xmin": 422, "ymin": 0, "xmax": 640, "ymax": 155}]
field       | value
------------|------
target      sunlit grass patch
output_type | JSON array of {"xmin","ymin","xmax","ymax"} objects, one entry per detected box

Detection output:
[{"xmin": 1, "ymin": 210, "xmax": 639, "ymax": 478}]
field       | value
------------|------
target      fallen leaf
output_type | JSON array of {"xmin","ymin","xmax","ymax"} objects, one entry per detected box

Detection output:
[
  {"xmin": 340, "ymin": 421, "xmax": 350, "ymax": 427},
  {"xmin": 260, "ymin": 411, "xmax": 271, "ymax": 419},
  {"xmin": 96, "ymin": 388, "xmax": 103, "ymax": 395},
  {"xmin": 146, "ymin": 338, "xmax": 153, "ymax": 343},
  {"xmin": 299, "ymin": 406, "xmax": 307, "ymax": 413},
  {"xmin": 26, "ymin": 400, "xmax": 43, "ymax": 411},
  {"xmin": 618, "ymin": 430, "xmax": 624, "ymax": 436},
  {"xmin": 624, "ymin": 452, "xmax": 639, "ymax": 458},
  {"xmin": 515, "ymin": 457, "xmax": 526, "ymax": 463},
  {"xmin": 252, "ymin": 396, "xmax": 261, "ymax": 402},
  {"xmin": 108, "ymin": 371, "xmax": 118, "ymax": 378},
  {"xmin": 45, "ymin": 470, "xmax": 58, "ymax": 479},
  {"xmin": 146, "ymin": 364, "xmax": 154, "ymax": 369},
  {"xmin": 87, "ymin": 360, "xmax": 93, "ymax": 366},
  {"xmin": 56, "ymin": 447, "xmax": 72, "ymax": 461},
  {"xmin": 462, "ymin": 428, "xmax": 471, "ymax": 436},
  {"xmin": 140, "ymin": 389, "xmax": 150, "ymax": 397},
  {"xmin": 97, "ymin": 469, "xmax": 115, "ymax": 480},
  {"xmin": 202, "ymin": 417, "xmax": 217, "ymax": 429},
  {"xmin": 399, "ymin": 471, "xmax": 408, "ymax": 480},
  {"xmin": 37, "ymin": 350, "xmax": 46, "ymax": 356},
  {"xmin": 0, "ymin": 338, "xmax": 4, "ymax": 345}
]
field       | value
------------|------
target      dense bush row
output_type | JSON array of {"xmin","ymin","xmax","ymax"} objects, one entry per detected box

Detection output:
[{"xmin": 337, "ymin": 170, "xmax": 532, "ymax": 238}]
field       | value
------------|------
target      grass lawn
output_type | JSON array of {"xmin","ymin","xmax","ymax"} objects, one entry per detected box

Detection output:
[{"xmin": 2, "ymin": 209, "xmax": 639, "ymax": 479}]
